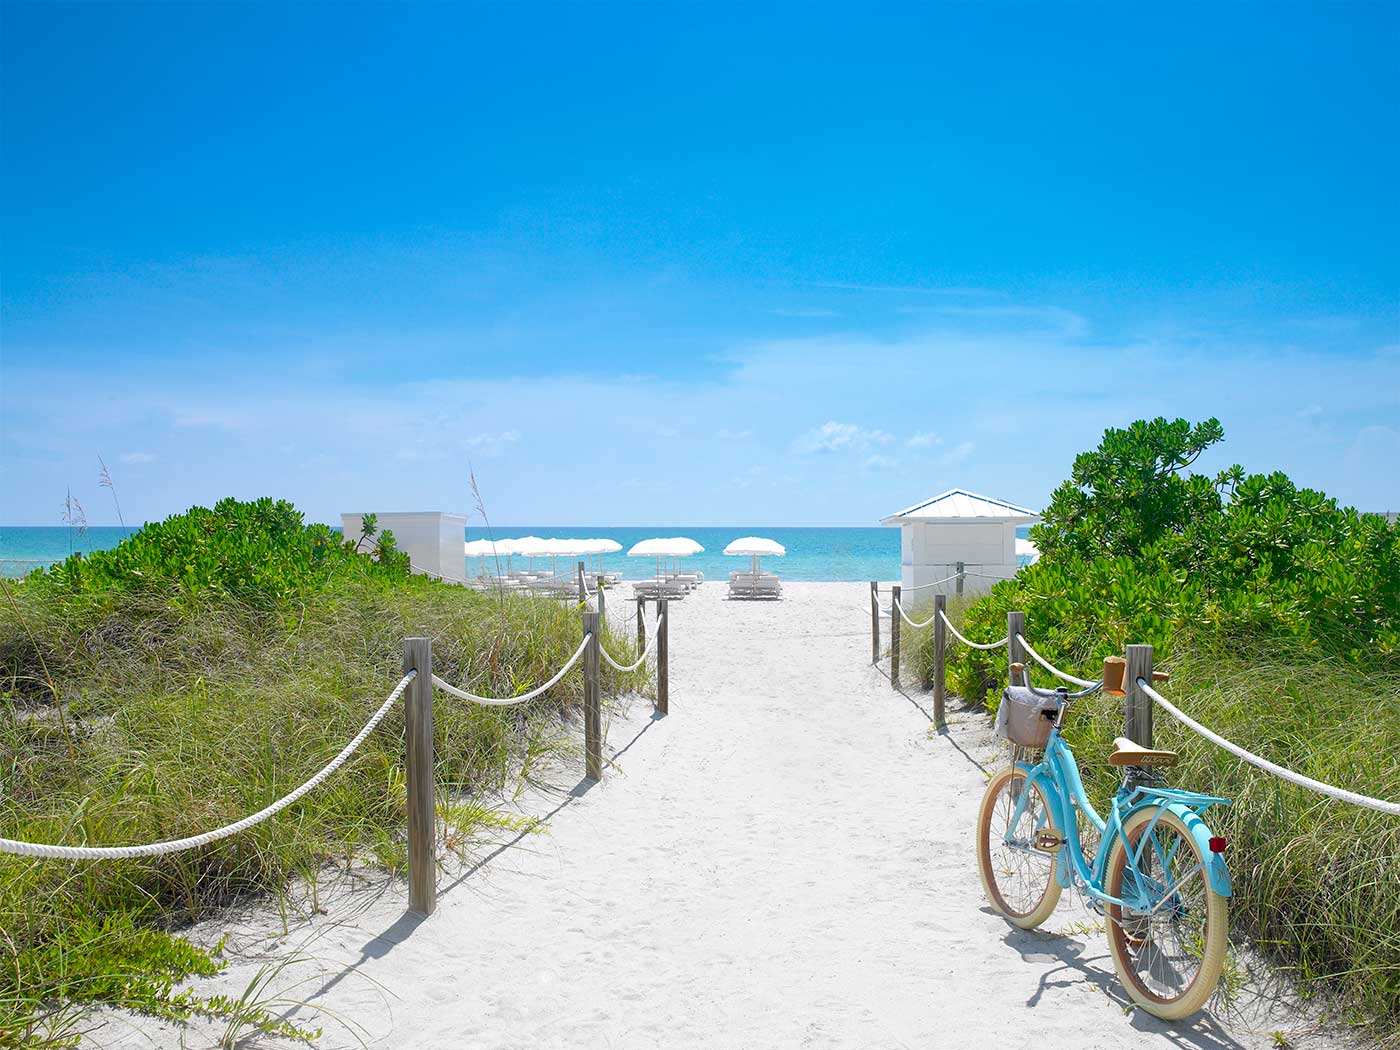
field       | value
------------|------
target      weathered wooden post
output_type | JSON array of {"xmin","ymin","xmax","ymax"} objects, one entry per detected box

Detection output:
[
  {"xmin": 870, "ymin": 581, "xmax": 880, "ymax": 664},
  {"xmin": 402, "ymin": 637, "xmax": 436, "ymax": 915},
  {"xmin": 656, "ymin": 599, "xmax": 670, "ymax": 715},
  {"xmin": 956, "ymin": 561, "xmax": 965, "ymax": 597},
  {"xmin": 577, "ymin": 560, "xmax": 587, "ymax": 602},
  {"xmin": 1124, "ymin": 643, "xmax": 1154, "ymax": 749},
  {"xmin": 636, "ymin": 596, "xmax": 647, "ymax": 651},
  {"xmin": 1007, "ymin": 611, "xmax": 1025, "ymax": 684},
  {"xmin": 932, "ymin": 592, "xmax": 947, "ymax": 726},
  {"xmin": 595, "ymin": 575, "xmax": 606, "ymax": 623},
  {"xmin": 890, "ymin": 584, "xmax": 901, "ymax": 687},
  {"xmin": 583, "ymin": 611, "xmax": 602, "ymax": 780}
]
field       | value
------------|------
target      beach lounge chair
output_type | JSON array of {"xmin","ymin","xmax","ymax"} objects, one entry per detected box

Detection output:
[{"xmin": 727, "ymin": 572, "xmax": 782, "ymax": 600}]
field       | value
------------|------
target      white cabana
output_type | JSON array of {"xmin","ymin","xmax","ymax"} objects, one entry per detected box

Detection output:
[
  {"xmin": 1015, "ymin": 538, "xmax": 1041, "ymax": 566},
  {"xmin": 880, "ymin": 488, "xmax": 1039, "ymax": 595}
]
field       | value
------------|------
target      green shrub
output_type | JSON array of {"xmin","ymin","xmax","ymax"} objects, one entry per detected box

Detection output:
[
  {"xmin": 909, "ymin": 419, "xmax": 1400, "ymax": 1027},
  {"xmin": 0, "ymin": 500, "xmax": 648, "ymax": 1045}
]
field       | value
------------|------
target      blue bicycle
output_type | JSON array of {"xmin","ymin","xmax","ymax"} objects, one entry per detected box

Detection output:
[{"xmin": 975, "ymin": 672, "xmax": 1233, "ymax": 1019}]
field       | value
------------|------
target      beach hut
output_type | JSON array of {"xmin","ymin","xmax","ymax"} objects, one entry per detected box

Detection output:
[
  {"xmin": 341, "ymin": 511, "xmax": 467, "ymax": 582},
  {"xmin": 879, "ymin": 488, "xmax": 1038, "ymax": 596}
]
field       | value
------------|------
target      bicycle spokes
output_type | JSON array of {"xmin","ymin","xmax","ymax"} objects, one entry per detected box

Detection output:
[{"xmin": 1109, "ymin": 816, "xmax": 1217, "ymax": 1005}]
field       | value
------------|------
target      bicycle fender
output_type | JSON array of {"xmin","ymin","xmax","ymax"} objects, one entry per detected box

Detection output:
[{"xmin": 1125, "ymin": 799, "xmax": 1232, "ymax": 898}]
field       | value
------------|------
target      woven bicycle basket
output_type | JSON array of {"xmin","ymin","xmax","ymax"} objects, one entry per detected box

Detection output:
[{"xmin": 995, "ymin": 685, "xmax": 1062, "ymax": 751}]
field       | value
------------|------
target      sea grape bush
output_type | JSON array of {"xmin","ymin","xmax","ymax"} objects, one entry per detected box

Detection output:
[
  {"xmin": 942, "ymin": 418, "xmax": 1400, "ymax": 704},
  {"xmin": 39, "ymin": 497, "xmax": 409, "ymax": 604}
]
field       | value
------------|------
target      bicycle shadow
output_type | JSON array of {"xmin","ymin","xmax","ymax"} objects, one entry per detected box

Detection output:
[{"xmin": 998, "ymin": 920, "xmax": 1248, "ymax": 1050}]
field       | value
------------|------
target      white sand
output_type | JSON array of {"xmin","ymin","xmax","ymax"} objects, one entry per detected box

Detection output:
[{"xmin": 94, "ymin": 582, "xmax": 1347, "ymax": 1049}]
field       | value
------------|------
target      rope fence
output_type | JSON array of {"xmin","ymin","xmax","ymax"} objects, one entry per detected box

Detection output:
[
  {"xmin": 0, "ymin": 588, "xmax": 676, "ymax": 915},
  {"xmin": 1014, "ymin": 633, "xmax": 1097, "ymax": 688},
  {"xmin": 865, "ymin": 587, "xmax": 1399, "ymax": 818},
  {"xmin": 0, "ymin": 671, "xmax": 417, "ymax": 861},
  {"xmin": 1139, "ymin": 678, "xmax": 1400, "ymax": 816},
  {"xmin": 940, "ymin": 609, "xmax": 1007, "ymax": 650}
]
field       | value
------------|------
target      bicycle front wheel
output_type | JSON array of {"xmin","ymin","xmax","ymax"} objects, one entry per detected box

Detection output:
[
  {"xmin": 1105, "ymin": 807, "xmax": 1228, "ymax": 1020},
  {"xmin": 976, "ymin": 767, "xmax": 1062, "ymax": 929}
]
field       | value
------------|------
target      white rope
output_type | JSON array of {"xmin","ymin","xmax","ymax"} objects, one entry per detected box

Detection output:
[
  {"xmin": 1016, "ymin": 634, "xmax": 1097, "ymax": 688},
  {"xmin": 893, "ymin": 598, "xmax": 938, "ymax": 630},
  {"xmin": 938, "ymin": 609, "xmax": 1008, "ymax": 650},
  {"xmin": 600, "ymin": 618, "xmax": 661, "ymax": 672},
  {"xmin": 432, "ymin": 635, "xmax": 590, "ymax": 706},
  {"xmin": 0, "ymin": 672, "xmax": 418, "ymax": 860},
  {"xmin": 899, "ymin": 572, "xmax": 963, "ymax": 593},
  {"xmin": 1139, "ymin": 679, "xmax": 1400, "ymax": 816}
]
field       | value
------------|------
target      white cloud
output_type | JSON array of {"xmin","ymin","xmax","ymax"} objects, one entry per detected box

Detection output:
[
  {"xmin": 119, "ymin": 451, "xmax": 157, "ymax": 464},
  {"xmin": 939, "ymin": 440, "xmax": 975, "ymax": 466},
  {"xmin": 906, "ymin": 431, "xmax": 941, "ymax": 449},
  {"xmin": 464, "ymin": 430, "xmax": 520, "ymax": 456},
  {"xmin": 795, "ymin": 421, "xmax": 893, "ymax": 454},
  {"xmin": 863, "ymin": 454, "xmax": 896, "ymax": 470}
]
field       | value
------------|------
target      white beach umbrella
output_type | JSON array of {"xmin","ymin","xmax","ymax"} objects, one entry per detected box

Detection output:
[
  {"xmin": 627, "ymin": 537, "xmax": 703, "ymax": 580},
  {"xmin": 723, "ymin": 536, "xmax": 786, "ymax": 576}
]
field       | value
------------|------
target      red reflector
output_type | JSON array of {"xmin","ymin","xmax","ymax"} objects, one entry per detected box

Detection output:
[{"xmin": 1209, "ymin": 836, "xmax": 1227, "ymax": 853}]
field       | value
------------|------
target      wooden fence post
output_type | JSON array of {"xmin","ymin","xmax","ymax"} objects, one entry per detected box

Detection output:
[
  {"xmin": 583, "ymin": 611, "xmax": 602, "ymax": 780},
  {"xmin": 577, "ymin": 560, "xmax": 586, "ymax": 602},
  {"xmin": 637, "ymin": 596, "xmax": 646, "ymax": 651},
  {"xmin": 402, "ymin": 637, "xmax": 436, "ymax": 915},
  {"xmin": 932, "ymin": 593, "xmax": 947, "ymax": 726},
  {"xmin": 956, "ymin": 561, "xmax": 965, "ymax": 597},
  {"xmin": 656, "ymin": 599, "xmax": 669, "ymax": 715},
  {"xmin": 595, "ymin": 575, "xmax": 605, "ymax": 623},
  {"xmin": 1124, "ymin": 643, "xmax": 1154, "ymax": 749},
  {"xmin": 1007, "ymin": 611, "xmax": 1025, "ymax": 685},
  {"xmin": 870, "ymin": 581, "xmax": 880, "ymax": 664},
  {"xmin": 890, "ymin": 584, "xmax": 901, "ymax": 687}
]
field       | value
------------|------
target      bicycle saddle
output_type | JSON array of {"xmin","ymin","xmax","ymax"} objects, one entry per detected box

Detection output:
[{"xmin": 1108, "ymin": 736, "xmax": 1179, "ymax": 767}]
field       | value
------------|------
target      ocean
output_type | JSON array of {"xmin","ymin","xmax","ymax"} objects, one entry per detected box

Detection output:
[{"xmin": 0, "ymin": 524, "xmax": 1032, "ymax": 582}]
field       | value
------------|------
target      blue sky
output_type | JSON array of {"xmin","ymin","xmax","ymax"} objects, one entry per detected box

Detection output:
[{"xmin": 2, "ymin": 2, "xmax": 1397, "ymax": 527}]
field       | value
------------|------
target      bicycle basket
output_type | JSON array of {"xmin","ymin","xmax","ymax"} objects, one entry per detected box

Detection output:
[{"xmin": 995, "ymin": 685, "xmax": 1061, "ymax": 750}]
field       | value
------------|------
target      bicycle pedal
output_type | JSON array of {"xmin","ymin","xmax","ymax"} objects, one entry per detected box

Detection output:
[{"xmin": 1033, "ymin": 830, "xmax": 1065, "ymax": 853}]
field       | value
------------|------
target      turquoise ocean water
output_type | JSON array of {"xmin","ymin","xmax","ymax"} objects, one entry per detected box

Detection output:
[{"xmin": 1, "ymin": 525, "xmax": 1030, "ymax": 582}]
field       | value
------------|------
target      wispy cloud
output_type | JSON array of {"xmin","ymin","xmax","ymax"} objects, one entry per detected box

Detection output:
[
  {"xmin": 465, "ymin": 429, "xmax": 521, "ymax": 456},
  {"xmin": 6, "ymin": 326, "xmax": 1397, "ymax": 525},
  {"xmin": 939, "ymin": 440, "xmax": 976, "ymax": 466},
  {"xmin": 118, "ymin": 451, "xmax": 157, "ymax": 464},
  {"xmin": 895, "ymin": 303, "xmax": 1088, "ymax": 337},
  {"xmin": 810, "ymin": 281, "xmax": 995, "ymax": 297},
  {"xmin": 794, "ymin": 421, "xmax": 893, "ymax": 454}
]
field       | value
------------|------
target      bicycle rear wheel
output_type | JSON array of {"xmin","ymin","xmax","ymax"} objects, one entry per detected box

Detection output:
[
  {"xmin": 976, "ymin": 767, "xmax": 1061, "ymax": 929},
  {"xmin": 1104, "ymin": 807, "xmax": 1228, "ymax": 1020}
]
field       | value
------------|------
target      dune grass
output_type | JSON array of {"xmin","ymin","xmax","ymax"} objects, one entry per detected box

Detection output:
[
  {"xmin": 901, "ymin": 598, "xmax": 1400, "ymax": 1035},
  {"xmin": 0, "ymin": 563, "xmax": 648, "ymax": 1045}
]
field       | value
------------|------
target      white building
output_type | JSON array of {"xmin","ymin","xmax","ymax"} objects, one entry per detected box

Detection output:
[
  {"xmin": 340, "ymin": 511, "xmax": 467, "ymax": 582},
  {"xmin": 880, "ymin": 488, "xmax": 1039, "ymax": 597}
]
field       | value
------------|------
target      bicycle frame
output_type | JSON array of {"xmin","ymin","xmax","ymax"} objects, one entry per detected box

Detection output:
[{"xmin": 1005, "ymin": 722, "xmax": 1233, "ymax": 906}]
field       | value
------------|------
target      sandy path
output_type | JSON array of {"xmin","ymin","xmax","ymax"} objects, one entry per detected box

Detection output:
[{"xmin": 98, "ymin": 582, "xmax": 1338, "ymax": 1050}]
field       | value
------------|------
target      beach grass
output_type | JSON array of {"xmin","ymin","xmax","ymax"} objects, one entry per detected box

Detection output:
[
  {"xmin": 0, "ymin": 530, "xmax": 648, "ymax": 1044},
  {"xmin": 904, "ymin": 608, "xmax": 1400, "ymax": 1034}
]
